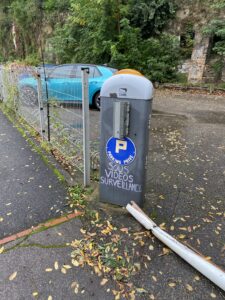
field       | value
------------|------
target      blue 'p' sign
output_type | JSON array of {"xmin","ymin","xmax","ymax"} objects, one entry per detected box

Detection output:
[{"xmin": 106, "ymin": 137, "xmax": 136, "ymax": 165}]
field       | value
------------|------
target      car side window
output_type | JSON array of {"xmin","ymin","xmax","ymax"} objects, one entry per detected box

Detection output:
[
  {"xmin": 48, "ymin": 66, "xmax": 75, "ymax": 79},
  {"xmin": 93, "ymin": 67, "xmax": 101, "ymax": 78},
  {"xmin": 75, "ymin": 66, "xmax": 101, "ymax": 78},
  {"xmin": 75, "ymin": 66, "xmax": 82, "ymax": 78}
]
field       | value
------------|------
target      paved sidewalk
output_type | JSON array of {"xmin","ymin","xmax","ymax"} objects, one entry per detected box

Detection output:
[
  {"xmin": 0, "ymin": 111, "xmax": 68, "ymax": 238},
  {"xmin": 0, "ymin": 217, "xmax": 115, "ymax": 300},
  {"xmin": 0, "ymin": 110, "xmax": 115, "ymax": 300}
]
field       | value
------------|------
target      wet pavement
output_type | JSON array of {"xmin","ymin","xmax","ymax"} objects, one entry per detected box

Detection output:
[
  {"xmin": 0, "ymin": 89, "xmax": 224, "ymax": 299},
  {"xmin": 143, "ymin": 90, "xmax": 225, "ymax": 299},
  {"xmin": 0, "ymin": 111, "xmax": 68, "ymax": 238}
]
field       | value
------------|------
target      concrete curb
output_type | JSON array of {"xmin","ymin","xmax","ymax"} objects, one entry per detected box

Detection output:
[{"xmin": 0, "ymin": 211, "xmax": 83, "ymax": 246}]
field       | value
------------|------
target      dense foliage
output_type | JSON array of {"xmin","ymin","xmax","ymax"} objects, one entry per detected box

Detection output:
[
  {"xmin": 0, "ymin": 0, "xmax": 181, "ymax": 82},
  {"xmin": 203, "ymin": 0, "xmax": 225, "ymax": 56},
  {"xmin": 203, "ymin": 0, "xmax": 225, "ymax": 79}
]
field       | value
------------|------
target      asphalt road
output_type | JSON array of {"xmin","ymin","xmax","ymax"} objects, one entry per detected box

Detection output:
[
  {"xmin": 90, "ymin": 89, "xmax": 225, "ymax": 299},
  {"xmin": 144, "ymin": 90, "xmax": 225, "ymax": 299},
  {"xmin": 0, "ymin": 89, "xmax": 224, "ymax": 299}
]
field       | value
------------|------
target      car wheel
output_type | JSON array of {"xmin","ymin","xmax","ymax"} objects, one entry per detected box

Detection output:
[
  {"xmin": 93, "ymin": 92, "xmax": 100, "ymax": 110},
  {"xmin": 20, "ymin": 86, "xmax": 38, "ymax": 106}
]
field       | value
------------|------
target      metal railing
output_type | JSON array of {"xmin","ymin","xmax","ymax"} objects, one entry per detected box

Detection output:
[{"xmin": 0, "ymin": 64, "xmax": 99, "ymax": 185}]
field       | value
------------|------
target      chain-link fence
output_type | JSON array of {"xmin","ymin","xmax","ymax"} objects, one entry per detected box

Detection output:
[{"xmin": 0, "ymin": 64, "xmax": 101, "ymax": 180}]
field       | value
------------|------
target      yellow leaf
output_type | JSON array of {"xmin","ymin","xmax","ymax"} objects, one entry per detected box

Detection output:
[
  {"xmin": 61, "ymin": 267, "xmax": 67, "ymax": 274},
  {"xmin": 120, "ymin": 228, "xmax": 129, "ymax": 233},
  {"xmin": 168, "ymin": 282, "xmax": 176, "ymax": 287},
  {"xmin": 100, "ymin": 278, "xmax": 108, "ymax": 286},
  {"xmin": 54, "ymin": 261, "xmax": 59, "ymax": 270},
  {"xmin": 186, "ymin": 284, "xmax": 193, "ymax": 291},
  {"xmin": 95, "ymin": 212, "xmax": 99, "ymax": 222},
  {"xmin": 115, "ymin": 293, "xmax": 120, "ymax": 300},
  {"xmin": 63, "ymin": 265, "xmax": 72, "ymax": 270},
  {"xmin": 210, "ymin": 293, "xmax": 216, "ymax": 298},
  {"xmin": 0, "ymin": 246, "xmax": 4, "ymax": 254},
  {"xmin": 107, "ymin": 221, "xmax": 114, "ymax": 230},
  {"xmin": 48, "ymin": 296, "xmax": 53, "ymax": 300},
  {"xmin": 9, "ymin": 271, "xmax": 17, "ymax": 281},
  {"xmin": 45, "ymin": 268, "xmax": 53, "ymax": 272},
  {"xmin": 178, "ymin": 234, "xmax": 186, "ymax": 239},
  {"xmin": 134, "ymin": 263, "xmax": 141, "ymax": 271},
  {"xmin": 71, "ymin": 259, "xmax": 79, "ymax": 267},
  {"xmin": 136, "ymin": 288, "xmax": 147, "ymax": 293},
  {"xmin": 194, "ymin": 275, "xmax": 200, "ymax": 281},
  {"xmin": 94, "ymin": 266, "xmax": 102, "ymax": 276},
  {"xmin": 32, "ymin": 291, "xmax": 38, "ymax": 297},
  {"xmin": 159, "ymin": 223, "xmax": 166, "ymax": 230}
]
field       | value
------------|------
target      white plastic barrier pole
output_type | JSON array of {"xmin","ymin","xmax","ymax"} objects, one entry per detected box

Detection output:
[{"xmin": 126, "ymin": 201, "xmax": 225, "ymax": 291}]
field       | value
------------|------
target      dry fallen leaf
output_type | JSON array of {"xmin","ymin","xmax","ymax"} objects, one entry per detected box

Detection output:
[
  {"xmin": 71, "ymin": 259, "xmax": 79, "ymax": 267},
  {"xmin": 63, "ymin": 265, "xmax": 72, "ymax": 270},
  {"xmin": 9, "ymin": 271, "xmax": 17, "ymax": 281},
  {"xmin": 45, "ymin": 268, "xmax": 53, "ymax": 272},
  {"xmin": 194, "ymin": 275, "xmax": 200, "ymax": 281},
  {"xmin": 71, "ymin": 281, "xmax": 80, "ymax": 294},
  {"xmin": 186, "ymin": 284, "xmax": 193, "ymax": 291},
  {"xmin": 159, "ymin": 247, "xmax": 171, "ymax": 256},
  {"xmin": 136, "ymin": 287, "xmax": 148, "ymax": 293},
  {"xmin": 100, "ymin": 278, "xmax": 108, "ymax": 286},
  {"xmin": 120, "ymin": 228, "xmax": 129, "ymax": 234},
  {"xmin": 210, "ymin": 293, "xmax": 216, "ymax": 298},
  {"xmin": 178, "ymin": 234, "xmax": 186, "ymax": 239},
  {"xmin": 54, "ymin": 261, "xmax": 59, "ymax": 270},
  {"xmin": 168, "ymin": 282, "xmax": 176, "ymax": 287}
]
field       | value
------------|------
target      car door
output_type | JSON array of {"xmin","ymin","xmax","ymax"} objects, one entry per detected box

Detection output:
[
  {"xmin": 71, "ymin": 65, "xmax": 83, "ymax": 102},
  {"xmin": 72, "ymin": 66, "xmax": 100, "ymax": 104},
  {"xmin": 71, "ymin": 65, "xmax": 96, "ymax": 102},
  {"xmin": 46, "ymin": 65, "xmax": 75, "ymax": 101}
]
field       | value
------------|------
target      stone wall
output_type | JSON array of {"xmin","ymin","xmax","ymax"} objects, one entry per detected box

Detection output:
[
  {"xmin": 167, "ymin": 0, "xmax": 225, "ymax": 83},
  {"xmin": 188, "ymin": 33, "xmax": 210, "ymax": 83}
]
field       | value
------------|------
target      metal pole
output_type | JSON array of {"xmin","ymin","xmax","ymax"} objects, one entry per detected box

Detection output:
[
  {"xmin": 37, "ymin": 72, "xmax": 45, "ymax": 140},
  {"xmin": 82, "ymin": 68, "xmax": 90, "ymax": 187}
]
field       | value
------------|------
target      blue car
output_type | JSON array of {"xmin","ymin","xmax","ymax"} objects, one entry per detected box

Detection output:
[{"xmin": 19, "ymin": 64, "xmax": 116, "ymax": 110}]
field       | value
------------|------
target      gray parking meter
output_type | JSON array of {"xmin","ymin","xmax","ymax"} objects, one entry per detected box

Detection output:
[{"xmin": 99, "ymin": 70, "xmax": 154, "ymax": 207}]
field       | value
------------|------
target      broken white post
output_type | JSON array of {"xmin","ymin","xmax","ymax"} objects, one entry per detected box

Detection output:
[{"xmin": 126, "ymin": 201, "xmax": 225, "ymax": 291}]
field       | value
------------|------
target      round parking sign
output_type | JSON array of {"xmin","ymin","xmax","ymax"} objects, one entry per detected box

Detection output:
[{"xmin": 106, "ymin": 137, "xmax": 136, "ymax": 165}]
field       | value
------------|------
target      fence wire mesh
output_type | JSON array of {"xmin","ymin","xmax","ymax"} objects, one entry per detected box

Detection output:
[{"xmin": 0, "ymin": 64, "xmax": 101, "ymax": 175}]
